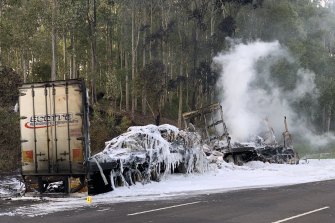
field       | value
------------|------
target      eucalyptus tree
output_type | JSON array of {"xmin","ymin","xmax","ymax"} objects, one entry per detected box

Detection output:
[
  {"xmin": 0, "ymin": 0, "xmax": 47, "ymax": 82},
  {"xmin": 57, "ymin": 0, "xmax": 86, "ymax": 80},
  {"xmin": 51, "ymin": 0, "xmax": 57, "ymax": 81}
]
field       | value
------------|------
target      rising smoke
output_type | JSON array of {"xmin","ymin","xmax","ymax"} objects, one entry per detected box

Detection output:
[{"xmin": 213, "ymin": 40, "xmax": 329, "ymax": 148}]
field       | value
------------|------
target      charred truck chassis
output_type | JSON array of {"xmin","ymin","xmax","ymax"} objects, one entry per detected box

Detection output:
[
  {"xmin": 223, "ymin": 146, "xmax": 298, "ymax": 165},
  {"xmin": 182, "ymin": 103, "xmax": 299, "ymax": 166}
]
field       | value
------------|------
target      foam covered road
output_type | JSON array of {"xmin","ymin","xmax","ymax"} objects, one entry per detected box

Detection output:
[{"xmin": 1, "ymin": 180, "xmax": 335, "ymax": 223}]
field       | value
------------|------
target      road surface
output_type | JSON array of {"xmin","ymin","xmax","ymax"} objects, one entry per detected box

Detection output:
[{"xmin": 1, "ymin": 180, "xmax": 334, "ymax": 223}]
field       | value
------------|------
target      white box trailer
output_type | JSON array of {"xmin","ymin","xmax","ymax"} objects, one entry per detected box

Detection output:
[{"xmin": 19, "ymin": 79, "xmax": 90, "ymax": 192}]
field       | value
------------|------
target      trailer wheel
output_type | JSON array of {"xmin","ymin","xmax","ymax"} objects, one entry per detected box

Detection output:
[
  {"xmin": 63, "ymin": 177, "xmax": 70, "ymax": 194},
  {"xmin": 37, "ymin": 177, "xmax": 47, "ymax": 194}
]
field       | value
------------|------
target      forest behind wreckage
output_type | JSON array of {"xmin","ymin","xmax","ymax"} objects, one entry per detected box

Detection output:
[{"xmin": 1, "ymin": 0, "xmax": 335, "ymax": 172}]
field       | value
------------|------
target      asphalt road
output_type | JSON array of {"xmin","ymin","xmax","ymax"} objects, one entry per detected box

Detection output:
[{"xmin": 1, "ymin": 180, "xmax": 335, "ymax": 223}]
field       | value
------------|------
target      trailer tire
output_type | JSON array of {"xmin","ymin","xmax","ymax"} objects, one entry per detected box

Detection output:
[{"xmin": 37, "ymin": 177, "xmax": 47, "ymax": 194}]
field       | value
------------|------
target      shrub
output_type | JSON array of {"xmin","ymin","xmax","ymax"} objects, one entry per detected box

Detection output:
[{"xmin": 0, "ymin": 108, "xmax": 20, "ymax": 172}]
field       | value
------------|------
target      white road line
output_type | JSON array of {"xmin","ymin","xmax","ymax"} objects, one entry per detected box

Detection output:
[
  {"xmin": 127, "ymin": 201, "xmax": 201, "ymax": 216},
  {"xmin": 272, "ymin": 206, "xmax": 330, "ymax": 223},
  {"xmin": 97, "ymin": 208, "xmax": 110, "ymax": 212}
]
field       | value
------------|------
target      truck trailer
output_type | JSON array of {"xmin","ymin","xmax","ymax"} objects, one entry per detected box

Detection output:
[{"xmin": 19, "ymin": 79, "xmax": 90, "ymax": 193}]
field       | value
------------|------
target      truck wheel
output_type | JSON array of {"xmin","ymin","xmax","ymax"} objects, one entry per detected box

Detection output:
[
  {"xmin": 225, "ymin": 155, "xmax": 234, "ymax": 163},
  {"xmin": 235, "ymin": 155, "xmax": 244, "ymax": 166},
  {"xmin": 151, "ymin": 169, "xmax": 160, "ymax": 182},
  {"xmin": 123, "ymin": 170, "xmax": 133, "ymax": 186}
]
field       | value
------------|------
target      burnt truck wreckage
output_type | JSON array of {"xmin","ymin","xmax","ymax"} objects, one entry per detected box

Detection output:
[
  {"xmin": 182, "ymin": 103, "xmax": 299, "ymax": 166},
  {"xmin": 88, "ymin": 103, "xmax": 299, "ymax": 194},
  {"xmin": 87, "ymin": 125, "xmax": 208, "ymax": 194}
]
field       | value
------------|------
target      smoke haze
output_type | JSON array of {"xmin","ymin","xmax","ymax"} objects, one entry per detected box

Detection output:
[{"xmin": 214, "ymin": 40, "xmax": 323, "ymax": 147}]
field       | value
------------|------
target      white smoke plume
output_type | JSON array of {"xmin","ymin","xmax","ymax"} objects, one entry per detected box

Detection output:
[{"xmin": 213, "ymin": 40, "xmax": 326, "ymax": 148}]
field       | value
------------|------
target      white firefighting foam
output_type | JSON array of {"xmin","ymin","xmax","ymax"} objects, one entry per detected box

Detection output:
[
  {"xmin": 90, "ymin": 124, "xmax": 210, "ymax": 187},
  {"xmin": 1, "ymin": 159, "xmax": 335, "ymax": 217}
]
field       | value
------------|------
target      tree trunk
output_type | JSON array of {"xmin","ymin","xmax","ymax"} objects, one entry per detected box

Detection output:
[
  {"xmin": 22, "ymin": 51, "xmax": 27, "ymax": 83},
  {"xmin": 322, "ymin": 105, "xmax": 326, "ymax": 132},
  {"xmin": 31, "ymin": 53, "xmax": 34, "ymax": 81},
  {"xmin": 15, "ymin": 50, "xmax": 20, "ymax": 75},
  {"xmin": 210, "ymin": 0, "xmax": 215, "ymax": 57},
  {"xmin": 135, "ymin": 48, "xmax": 138, "ymax": 110},
  {"xmin": 149, "ymin": 1, "xmax": 153, "ymax": 61},
  {"xmin": 130, "ymin": 1, "xmax": 140, "ymax": 116},
  {"xmin": 120, "ymin": 45, "xmax": 123, "ymax": 69},
  {"xmin": 51, "ymin": 0, "xmax": 57, "ymax": 81},
  {"xmin": 70, "ymin": 32, "xmax": 73, "ymax": 79},
  {"xmin": 125, "ymin": 52, "xmax": 129, "ymax": 111},
  {"xmin": 142, "ymin": 8, "xmax": 147, "ymax": 115},
  {"xmin": 108, "ymin": 4, "xmax": 113, "ymax": 71},
  {"xmin": 72, "ymin": 35, "xmax": 76, "ymax": 78},
  {"xmin": 119, "ymin": 81, "xmax": 123, "ymax": 111},
  {"xmin": 131, "ymin": 1, "xmax": 136, "ymax": 118},
  {"xmin": 63, "ymin": 32, "xmax": 67, "ymax": 80},
  {"xmin": 142, "ymin": 89, "xmax": 147, "ymax": 115},
  {"xmin": 326, "ymin": 104, "xmax": 332, "ymax": 132},
  {"xmin": 178, "ymin": 20, "xmax": 185, "ymax": 120},
  {"xmin": 186, "ymin": 71, "xmax": 189, "ymax": 109},
  {"xmin": 143, "ymin": 8, "xmax": 146, "ymax": 68},
  {"xmin": 92, "ymin": 0, "xmax": 97, "ymax": 103},
  {"xmin": 110, "ymin": 27, "xmax": 113, "ymax": 71},
  {"xmin": 106, "ymin": 24, "xmax": 109, "ymax": 75},
  {"xmin": 168, "ymin": 45, "xmax": 172, "ymax": 106},
  {"xmin": 178, "ymin": 82, "xmax": 183, "ymax": 128},
  {"xmin": 0, "ymin": 2, "xmax": 2, "ymax": 66},
  {"xmin": 88, "ymin": 0, "xmax": 97, "ymax": 103},
  {"xmin": 161, "ymin": 13, "xmax": 168, "ymax": 107}
]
